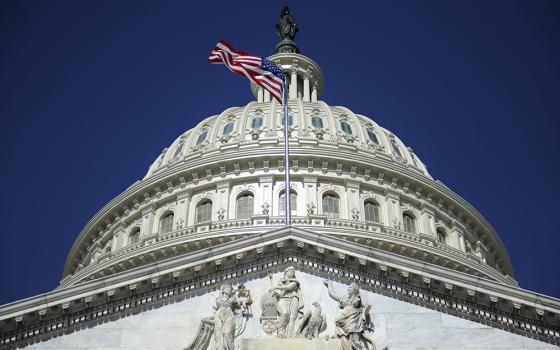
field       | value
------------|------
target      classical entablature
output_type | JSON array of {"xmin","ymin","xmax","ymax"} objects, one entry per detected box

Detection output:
[{"xmin": 1, "ymin": 227, "xmax": 559, "ymax": 349}]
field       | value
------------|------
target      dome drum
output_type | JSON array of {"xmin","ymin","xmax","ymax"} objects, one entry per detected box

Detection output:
[{"xmin": 61, "ymin": 134, "xmax": 515, "ymax": 289}]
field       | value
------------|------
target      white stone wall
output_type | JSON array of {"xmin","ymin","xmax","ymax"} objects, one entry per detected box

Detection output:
[{"xmin": 26, "ymin": 271, "xmax": 558, "ymax": 350}]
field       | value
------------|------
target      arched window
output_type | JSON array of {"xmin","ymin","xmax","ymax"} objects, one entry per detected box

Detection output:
[
  {"xmin": 223, "ymin": 121, "xmax": 234, "ymax": 135},
  {"xmin": 160, "ymin": 212, "xmax": 174, "ymax": 234},
  {"xmin": 322, "ymin": 193, "xmax": 340, "ymax": 219},
  {"xmin": 367, "ymin": 130, "xmax": 379, "ymax": 144},
  {"xmin": 364, "ymin": 200, "xmax": 380, "ymax": 223},
  {"xmin": 437, "ymin": 228, "xmax": 447, "ymax": 244},
  {"xmin": 196, "ymin": 200, "xmax": 212, "ymax": 223},
  {"xmin": 196, "ymin": 130, "xmax": 208, "ymax": 145},
  {"xmin": 251, "ymin": 116, "xmax": 263, "ymax": 129},
  {"xmin": 311, "ymin": 115, "xmax": 324, "ymax": 128},
  {"xmin": 279, "ymin": 190, "xmax": 297, "ymax": 216},
  {"xmin": 237, "ymin": 193, "xmax": 254, "ymax": 219},
  {"xmin": 391, "ymin": 140, "xmax": 403, "ymax": 158},
  {"xmin": 403, "ymin": 213, "xmax": 416, "ymax": 234},
  {"xmin": 281, "ymin": 114, "xmax": 294, "ymax": 126},
  {"xmin": 129, "ymin": 228, "xmax": 140, "ymax": 245},
  {"xmin": 340, "ymin": 121, "xmax": 352, "ymax": 134},
  {"xmin": 173, "ymin": 141, "xmax": 184, "ymax": 158}
]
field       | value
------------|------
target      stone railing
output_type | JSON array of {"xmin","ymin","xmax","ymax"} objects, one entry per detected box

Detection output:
[{"xmin": 66, "ymin": 216, "xmax": 509, "ymax": 288}]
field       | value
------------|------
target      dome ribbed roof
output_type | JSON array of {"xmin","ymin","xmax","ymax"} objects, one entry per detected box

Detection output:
[{"xmin": 145, "ymin": 100, "xmax": 431, "ymax": 180}]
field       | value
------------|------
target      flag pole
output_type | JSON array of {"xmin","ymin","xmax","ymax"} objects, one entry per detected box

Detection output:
[{"xmin": 283, "ymin": 83, "xmax": 291, "ymax": 226}]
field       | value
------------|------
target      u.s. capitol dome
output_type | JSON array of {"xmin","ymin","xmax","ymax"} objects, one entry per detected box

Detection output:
[
  {"xmin": 60, "ymin": 47, "xmax": 515, "ymax": 289},
  {"xmin": 1, "ymin": 7, "xmax": 559, "ymax": 350}
]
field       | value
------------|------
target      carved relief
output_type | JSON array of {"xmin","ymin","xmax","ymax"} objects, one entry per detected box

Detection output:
[
  {"xmin": 323, "ymin": 280, "xmax": 375, "ymax": 350},
  {"xmin": 261, "ymin": 202, "xmax": 270, "ymax": 215},
  {"xmin": 184, "ymin": 284, "xmax": 252, "ymax": 350},
  {"xmin": 306, "ymin": 202, "xmax": 316, "ymax": 215},
  {"xmin": 217, "ymin": 208, "xmax": 226, "ymax": 221},
  {"xmin": 261, "ymin": 267, "xmax": 326, "ymax": 340}
]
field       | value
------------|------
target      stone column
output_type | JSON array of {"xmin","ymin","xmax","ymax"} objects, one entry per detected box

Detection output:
[
  {"xmin": 290, "ymin": 69, "xmax": 297, "ymax": 99},
  {"xmin": 175, "ymin": 189, "xmax": 192, "ymax": 228},
  {"xmin": 112, "ymin": 222, "xmax": 125, "ymax": 250},
  {"xmin": 450, "ymin": 226, "xmax": 465, "ymax": 250},
  {"xmin": 345, "ymin": 181, "xmax": 361, "ymax": 220},
  {"xmin": 311, "ymin": 82, "xmax": 318, "ymax": 102},
  {"xmin": 259, "ymin": 176, "xmax": 274, "ymax": 215},
  {"xmin": 303, "ymin": 74, "xmax": 310, "ymax": 102},
  {"xmin": 264, "ymin": 90, "xmax": 270, "ymax": 103},
  {"xmin": 419, "ymin": 205, "xmax": 436, "ymax": 237},
  {"xmin": 384, "ymin": 189, "xmax": 400, "ymax": 228},
  {"xmin": 216, "ymin": 181, "xmax": 231, "ymax": 220},
  {"xmin": 303, "ymin": 176, "xmax": 318, "ymax": 215},
  {"xmin": 141, "ymin": 205, "xmax": 156, "ymax": 237},
  {"xmin": 257, "ymin": 87, "xmax": 263, "ymax": 103}
]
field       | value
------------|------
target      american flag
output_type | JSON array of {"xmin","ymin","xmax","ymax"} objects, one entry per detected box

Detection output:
[{"xmin": 208, "ymin": 40, "xmax": 286, "ymax": 103}]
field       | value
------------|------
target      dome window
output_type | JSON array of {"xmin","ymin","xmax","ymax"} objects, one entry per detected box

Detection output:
[
  {"xmin": 367, "ymin": 130, "xmax": 379, "ymax": 144},
  {"xmin": 391, "ymin": 140, "xmax": 403, "ymax": 158},
  {"xmin": 281, "ymin": 114, "xmax": 294, "ymax": 126},
  {"xmin": 237, "ymin": 193, "xmax": 254, "ymax": 219},
  {"xmin": 364, "ymin": 200, "xmax": 380, "ymax": 223},
  {"xmin": 340, "ymin": 121, "xmax": 352, "ymax": 134},
  {"xmin": 311, "ymin": 116, "xmax": 324, "ymax": 128},
  {"xmin": 160, "ymin": 212, "xmax": 174, "ymax": 234},
  {"xmin": 196, "ymin": 130, "xmax": 208, "ymax": 145},
  {"xmin": 173, "ymin": 141, "xmax": 184, "ymax": 158},
  {"xmin": 322, "ymin": 193, "xmax": 340, "ymax": 219},
  {"xmin": 403, "ymin": 213, "xmax": 416, "ymax": 234},
  {"xmin": 279, "ymin": 190, "xmax": 297, "ymax": 216},
  {"xmin": 251, "ymin": 116, "xmax": 263, "ymax": 129},
  {"xmin": 196, "ymin": 200, "xmax": 212, "ymax": 223},
  {"xmin": 437, "ymin": 228, "xmax": 447, "ymax": 244},
  {"xmin": 129, "ymin": 228, "xmax": 140, "ymax": 245},
  {"xmin": 223, "ymin": 121, "xmax": 234, "ymax": 135}
]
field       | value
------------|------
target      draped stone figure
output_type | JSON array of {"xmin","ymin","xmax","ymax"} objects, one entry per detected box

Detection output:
[
  {"xmin": 185, "ymin": 284, "xmax": 251, "ymax": 350},
  {"xmin": 269, "ymin": 266, "xmax": 304, "ymax": 338},
  {"xmin": 324, "ymin": 280, "xmax": 376, "ymax": 350}
]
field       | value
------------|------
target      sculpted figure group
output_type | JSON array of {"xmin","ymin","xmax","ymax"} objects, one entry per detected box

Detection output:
[
  {"xmin": 190, "ymin": 266, "xmax": 375, "ymax": 350},
  {"xmin": 264, "ymin": 266, "xmax": 375, "ymax": 349}
]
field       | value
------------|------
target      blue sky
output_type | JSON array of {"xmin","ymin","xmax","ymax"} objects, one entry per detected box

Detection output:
[{"xmin": 0, "ymin": 1, "xmax": 558, "ymax": 305}]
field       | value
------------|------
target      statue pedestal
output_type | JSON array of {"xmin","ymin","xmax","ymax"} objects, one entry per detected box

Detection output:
[{"xmin": 241, "ymin": 338, "xmax": 341, "ymax": 350}]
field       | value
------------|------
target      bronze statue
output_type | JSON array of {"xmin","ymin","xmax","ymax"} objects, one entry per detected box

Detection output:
[
  {"xmin": 275, "ymin": 7, "xmax": 300, "ymax": 54},
  {"xmin": 276, "ymin": 7, "xmax": 299, "ymax": 41}
]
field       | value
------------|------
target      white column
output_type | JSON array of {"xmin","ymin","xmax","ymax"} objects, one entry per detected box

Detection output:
[
  {"xmin": 345, "ymin": 181, "xmax": 361, "ymax": 220},
  {"xmin": 303, "ymin": 176, "xmax": 318, "ymax": 215},
  {"xmin": 257, "ymin": 87, "xmax": 263, "ymax": 103},
  {"xmin": 112, "ymin": 222, "xmax": 125, "ymax": 250},
  {"xmin": 311, "ymin": 83, "xmax": 318, "ymax": 102},
  {"xmin": 259, "ymin": 176, "xmax": 274, "ymax": 215},
  {"xmin": 290, "ymin": 70, "xmax": 297, "ymax": 99},
  {"xmin": 141, "ymin": 205, "xmax": 156, "ymax": 237},
  {"xmin": 216, "ymin": 181, "xmax": 231, "ymax": 220},
  {"xmin": 420, "ymin": 206, "xmax": 436, "ymax": 237},
  {"xmin": 175, "ymin": 189, "xmax": 192, "ymax": 228},
  {"xmin": 384, "ymin": 189, "xmax": 400, "ymax": 227},
  {"xmin": 451, "ymin": 227, "xmax": 464, "ymax": 250},
  {"xmin": 264, "ymin": 90, "xmax": 270, "ymax": 103},
  {"xmin": 303, "ymin": 75, "xmax": 310, "ymax": 102}
]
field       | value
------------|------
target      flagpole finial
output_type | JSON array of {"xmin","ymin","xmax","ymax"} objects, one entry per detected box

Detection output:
[{"xmin": 275, "ymin": 7, "xmax": 299, "ymax": 54}]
